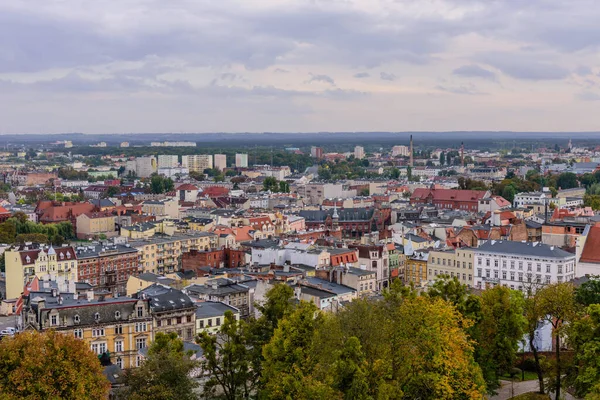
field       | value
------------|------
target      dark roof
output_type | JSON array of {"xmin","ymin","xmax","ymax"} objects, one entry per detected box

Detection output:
[
  {"xmin": 477, "ymin": 240, "xmax": 574, "ymax": 258},
  {"xmin": 137, "ymin": 273, "xmax": 175, "ymax": 285},
  {"xmin": 240, "ymin": 239, "xmax": 280, "ymax": 249},
  {"xmin": 75, "ymin": 243, "xmax": 138, "ymax": 259},
  {"xmin": 90, "ymin": 199, "xmax": 116, "ymax": 208},
  {"xmin": 138, "ymin": 284, "xmax": 195, "ymax": 312},
  {"xmin": 195, "ymin": 301, "xmax": 239, "ymax": 318},
  {"xmin": 298, "ymin": 208, "xmax": 375, "ymax": 222},
  {"xmin": 186, "ymin": 279, "xmax": 249, "ymax": 297}
]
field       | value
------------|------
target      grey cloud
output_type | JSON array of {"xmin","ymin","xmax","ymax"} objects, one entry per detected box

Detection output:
[
  {"xmin": 306, "ymin": 73, "xmax": 335, "ymax": 85},
  {"xmin": 380, "ymin": 72, "xmax": 396, "ymax": 81},
  {"xmin": 574, "ymin": 65, "xmax": 593, "ymax": 76},
  {"xmin": 274, "ymin": 68, "xmax": 290, "ymax": 73},
  {"xmin": 576, "ymin": 91, "xmax": 600, "ymax": 101},
  {"xmin": 478, "ymin": 53, "xmax": 569, "ymax": 80},
  {"xmin": 453, "ymin": 64, "xmax": 497, "ymax": 81},
  {"xmin": 353, "ymin": 72, "xmax": 370, "ymax": 78},
  {"xmin": 435, "ymin": 84, "xmax": 486, "ymax": 95}
]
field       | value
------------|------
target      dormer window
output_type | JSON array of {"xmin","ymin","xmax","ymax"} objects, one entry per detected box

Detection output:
[
  {"xmin": 94, "ymin": 313, "xmax": 101, "ymax": 322},
  {"xmin": 74, "ymin": 315, "xmax": 80, "ymax": 324},
  {"xmin": 115, "ymin": 311, "xmax": 121, "ymax": 319},
  {"xmin": 66, "ymin": 252, "xmax": 71, "ymax": 259},
  {"xmin": 25, "ymin": 256, "xmax": 30, "ymax": 263},
  {"xmin": 60, "ymin": 253, "xmax": 64, "ymax": 259}
]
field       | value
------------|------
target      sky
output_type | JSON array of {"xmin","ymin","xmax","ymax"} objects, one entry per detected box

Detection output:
[{"xmin": 2, "ymin": 0, "xmax": 600, "ymax": 134}]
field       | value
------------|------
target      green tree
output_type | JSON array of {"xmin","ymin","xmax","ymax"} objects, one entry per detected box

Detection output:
[
  {"xmin": 197, "ymin": 311, "xmax": 257, "ymax": 400},
  {"xmin": 440, "ymin": 152, "xmax": 446, "ymax": 165},
  {"xmin": 120, "ymin": 332, "xmax": 198, "ymax": 400},
  {"xmin": 189, "ymin": 170, "xmax": 205, "ymax": 181},
  {"xmin": 278, "ymin": 180, "xmax": 290, "ymax": 193},
  {"xmin": 106, "ymin": 186, "xmax": 119, "ymax": 197},
  {"xmin": 584, "ymin": 194, "xmax": 600, "ymax": 210},
  {"xmin": 537, "ymin": 283, "xmax": 578, "ymax": 400},
  {"xmin": 579, "ymin": 173, "xmax": 597, "ymax": 188},
  {"xmin": 471, "ymin": 286, "xmax": 526, "ymax": 393},
  {"xmin": 523, "ymin": 292, "xmax": 546, "ymax": 394},
  {"xmin": 502, "ymin": 185, "xmax": 517, "ymax": 203},
  {"xmin": 263, "ymin": 176, "xmax": 279, "ymax": 192},
  {"xmin": 567, "ymin": 304, "xmax": 600, "ymax": 398},
  {"xmin": 0, "ymin": 330, "xmax": 110, "ymax": 399},
  {"xmin": 390, "ymin": 167, "xmax": 400, "ymax": 179},
  {"xmin": 556, "ymin": 172, "xmax": 578, "ymax": 190},
  {"xmin": 575, "ymin": 277, "xmax": 600, "ymax": 306}
]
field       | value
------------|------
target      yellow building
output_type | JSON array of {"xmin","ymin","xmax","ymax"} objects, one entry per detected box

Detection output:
[
  {"xmin": 130, "ymin": 232, "xmax": 217, "ymax": 274},
  {"xmin": 23, "ymin": 290, "xmax": 152, "ymax": 369},
  {"xmin": 5, "ymin": 245, "xmax": 78, "ymax": 300},
  {"xmin": 186, "ymin": 217, "xmax": 215, "ymax": 232},
  {"xmin": 195, "ymin": 301, "xmax": 240, "ymax": 335},
  {"xmin": 76, "ymin": 212, "xmax": 117, "ymax": 240},
  {"xmin": 404, "ymin": 251, "xmax": 429, "ymax": 287},
  {"xmin": 427, "ymin": 248, "xmax": 474, "ymax": 287},
  {"xmin": 141, "ymin": 199, "xmax": 179, "ymax": 219}
]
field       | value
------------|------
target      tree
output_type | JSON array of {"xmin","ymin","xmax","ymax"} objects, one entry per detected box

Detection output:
[
  {"xmin": 263, "ymin": 177, "xmax": 279, "ymax": 192},
  {"xmin": 579, "ymin": 173, "xmax": 597, "ymax": 188},
  {"xmin": 390, "ymin": 167, "xmax": 400, "ymax": 179},
  {"xmin": 120, "ymin": 332, "xmax": 198, "ymax": 400},
  {"xmin": 278, "ymin": 181, "xmax": 290, "ymax": 193},
  {"xmin": 189, "ymin": 170, "xmax": 205, "ymax": 181},
  {"xmin": 502, "ymin": 185, "xmax": 517, "ymax": 204},
  {"xmin": 567, "ymin": 304, "xmax": 600, "ymax": 398},
  {"xmin": 0, "ymin": 330, "xmax": 110, "ymax": 399},
  {"xmin": 106, "ymin": 186, "xmax": 119, "ymax": 197},
  {"xmin": 150, "ymin": 175, "xmax": 174, "ymax": 194},
  {"xmin": 440, "ymin": 152, "xmax": 446, "ymax": 165},
  {"xmin": 556, "ymin": 172, "xmax": 578, "ymax": 190},
  {"xmin": 470, "ymin": 286, "xmax": 526, "ymax": 393},
  {"xmin": 407, "ymin": 166, "xmax": 412, "ymax": 180},
  {"xmin": 523, "ymin": 292, "xmax": 546, "ymax": 394},
  {"xmin": 537, "ymin": 283, "xmax": 578, "ymax": 400},
  {"xmin": 575, "ymin": 277, "xmax": 600, "ymax": 306},
  {"xmin": 584, "ymin": 194, "xmax": 600, "ymax": 210},
  {"xmin": 197, "ymin": 311, "xmax": 257, "ymax": 400},
  {"xmin": 260, "ymin": 301, "xmax": 337, "ymax": 399},
  {"xmin": 426, "ymin": 275, "xmax": 481, "ymax": 319}
]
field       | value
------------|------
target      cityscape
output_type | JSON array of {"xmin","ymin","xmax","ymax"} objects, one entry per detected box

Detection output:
[{"xmin": 2, "ymin": 1, "xmax": 600, "ymax": 400}]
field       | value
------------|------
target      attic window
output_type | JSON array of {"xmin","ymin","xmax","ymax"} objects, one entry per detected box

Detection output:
[
  {"xmin": 66, "ymin": 252, "xmax": 71, "ymax": 259},
  {"xmin": 115, "ymin": 311, "xmax": 121, "ymax": 319},
  {"xmin": 60, "ymin": 253, "xmax": 64, "ymax": 259},
  {"xmin": 94, "ymin": 313, "xmax": 101, "ymax": 321},
  {"xmin": 26, "ymin": 256, "xmax": 30, "ymax": 263},
  {"xmin": 74, "ymin": 315, "xmax": 80, "ymax": 323}
]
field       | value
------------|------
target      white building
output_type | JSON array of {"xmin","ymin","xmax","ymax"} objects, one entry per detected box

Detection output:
[
  {"xmin": 151, "ymin": 141, "xmax": 196, "ymax": 147},
  {"xmin": 514, "ymin": 192, "xmax": 547, "ymax": 208},
  {"xmin": 120, "ymin": 142, "xmax": 129, "ymax": 148},
  {"xmin": 354, "ymin": 146, "xmax": 365, "ymax": 160},
  {"xmin": 157, "ymin": 167, "xmax": 189, "ymax": 178},
  {"xmin": 157, "ymin": 155, "xmax": 179, "ymax": 168},
  {"xmin": 135, "ymin": 156, "xmax": 158, "ymax": 178},
  {"xmin": 474, "ymin": 240, "xmax": 576, "ymax": 293},
  {"xmin": 235, "ymin": 154, "xmax": 248, "ymax": 168},
  {"xmin": 182, "ymin": 155, "xmax": 213, "ymax": 172},
  {"xmin": 214, "ymin": 154, "xmax": 227, "ymax": 171},
  {"xmin": 391, "ymin": 145, "xmax": 409, "ymax": 157}
]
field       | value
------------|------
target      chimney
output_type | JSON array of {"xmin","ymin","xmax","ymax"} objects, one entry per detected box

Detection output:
[
  {"xmin": 409, "ymin": 135, "xmax": 414, "ymax": 167},
  {"xmin": 460, "ymin": 142, "xmax": 464, "ymax": 167}
]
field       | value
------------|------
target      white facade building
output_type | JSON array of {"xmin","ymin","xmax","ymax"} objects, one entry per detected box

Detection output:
[
  {"xmin": 513, "ymin": 192, "xmax": 547, "ymax": 208},
  {"xmin": 135, "ymin": 156, "xmax": 157, "ymax": 178},
  {"xmin": 354, "ymin": 146, "xmax": 365, "ymax": 159},
  {"xmin": 392, "ymin": 145, "xmax": 410, "ymax": 157},
  {"xmin": 157, "ymin": 167, "xmax": 189, "ymax": 178},
  {"xmin": 235, "ymin": 154, "xmax": 248, "ymax": 168},
  {"xmin": 474, "ymin": 240, "xmax": 576, "ymax": 293},
  {"xmin": 157, "ymin": 155, "xmax": 179, "ymax": 168},
  {"xmin": 214, "ymin": 154, "xmax": 227, "ymax": 171},
  {"xmin": 182, "ymin": 155, "xmax": 213, "ymax": 172}
]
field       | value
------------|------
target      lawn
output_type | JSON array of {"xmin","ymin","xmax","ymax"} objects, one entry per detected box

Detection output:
[{"xmin": 500, "ymin": 371, "xmax": 540, "ymax": 382}]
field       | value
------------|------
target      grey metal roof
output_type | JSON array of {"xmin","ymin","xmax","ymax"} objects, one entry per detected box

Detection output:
[
  {"xmin": 477, "ymin": 240, "xmax": 574, "ymax": 258},
  {"xmin": 195, "ymin": 301, "xmax": 239, "ymax": 319},
  {"xmin": 139, "ymin": 284, "xmax": 195, "ymax": 312}
]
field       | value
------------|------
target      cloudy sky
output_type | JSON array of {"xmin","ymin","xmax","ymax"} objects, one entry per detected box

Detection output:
[{"xmin": 2, "ymin": 0, "xmax": 600, "ymax": 134}]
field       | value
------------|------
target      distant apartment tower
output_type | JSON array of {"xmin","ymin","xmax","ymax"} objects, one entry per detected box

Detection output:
[
  {"xmin": 235, "ymin": 153, "xmax": 248, "ymax": 168},
  {"xmin": 158, "ymin": 155, "xmax": 179, "ymax": 168},
  {"xmin": 214, "ymin": 154, "xmax": 227, "ymax": 171},
  {"xmin": 151, "ymin": 141, "xmax": 196, "ymax": 147},
  {"xmin": 136, "ymin": 156, "xmax": 158, "ymax": 178},
  {"xmin": 311, "ymin": 146, "xmax": 323, "ymax": 159},
  {"xmin": 120, "ymin": 142, "xmax": 129, "ymax": 148},
  {"xmin": 354, "ymin": 146, "xmax": 365, "ymax": 159},
  {"xmin": 182, "ymin": 155, "xmax": 213, "ymax": 172},
  {"xmin": 392, "ymin": 145, "xmax": 409, "ymax": 157}
]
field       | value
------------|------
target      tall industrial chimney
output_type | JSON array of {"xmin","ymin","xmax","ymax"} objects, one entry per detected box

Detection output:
[
  {"xmin": 460, "ymin": 142, "xmax": 464, "ymax": 167},
  {"xmin": 409, "ymin": 135, "xmax": 414, "ymax": 167}
]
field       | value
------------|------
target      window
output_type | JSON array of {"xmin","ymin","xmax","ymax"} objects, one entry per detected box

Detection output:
[
  {"xmin": 51, "ymin": 315, "xmax": 58, "ymax": 326},
  {"xmin": 176, "ymin": 317, "xmax": 182, "ymax": 324},
  {"xmin": 519, "ymin": 273, "xmax": 523, "ymax": 282},
  {"xmin": 136, "ymin": 337, "xmax": 146, "ymax": 350},
  {"xmin": 115, "ymin": 340, "xmax": 123, "ymax": 352},
  {"xmin": 537, "ymin": 264, "xmax": 541, "ymax": 272},
  {"xmin": 494, "ymin": 260, "xmax": 498, "ymax": 268},
  {"xmin": 527, "ymin": 263, "xmax": 532, "ymax": 272},
  {"xmin": 477, "ymin": 268, "xmax": 482, "ymax": 277},
  {"xmin": 199, "ymin": 320, "xmax": 204, "ymax": 328},
  {"xmin": 494, "ymin": 270, "xmax": 499, "ymax": 279},
  {"xmin": 546, "ymin": 265, "xmax": 551, "ymax": 273},
  {"xmin": 187, "ymin": 315, "xmax": 192, "ymax": 323},
  {"xmin": 511, "ymin": 261, "xmax": 515, "ymax": 269},
  {"xmin": 477, "ymin": 258, "xmax": 482, "ymax": 266},
  {"xmin": 74, "ymin": 329, "xmax": 83, "ymax": 339},
  {"xmin": 510, "ymin": 272, "xmax": 515, "ymax": 281},
  {"xmin": 115, "ymin": 311, "xmax": 121, "ymax": 319},
  {"xmin": 115, "ymin": 325, "xmax": 123, "ymax": 335},
  {"xmin": 216, "ymin": 317, "xmax": 221, "ymax": 326},
  {"xmin": 208, "ymin": 319, "xmax": 213, "ymax": 327},
  {"xmin": 502, "ymin": 271, "xmax": 507, "ymax": 280},
  {"xmin": 116, "ymin": 357, "xmax": 123, "ymax": 369},
  {"xmin": 136, "ymin": 356, "xmax": 143, "ymax": 367},
  {"xmin": 135, "ymin": 322, "xmax": 147, "ymax": 333},
  {"xmin": 91, "ymin": 343, "xmax": 107, "ymax": 355},
  {"xmin": 94, "ymin": 313, "xmax": 100, "ymax": 322},
  {"xmin": 545, "ymin": 275, "xmax": 551, "ymax": 284},
  {"xmin": 558, "ymin": 265, "xmax": 563, "ymax": 274},
  {"xmin": 486, "ymin": 270, "xmax": 491, "ymax": 278},
  {"xmin": 137, "ymin": 306, "xmax": 144, "ymax": 317},
  {"xmin": 518, "ymin": 262, "xmax": 523, "ymax": 270},
  {"xmin": 92, "ymin": 328, "xmax": 105, "ymax": 338},
  {"xmin": 486, "ymin": 259, "xmax": 490, "ymax": 267}
]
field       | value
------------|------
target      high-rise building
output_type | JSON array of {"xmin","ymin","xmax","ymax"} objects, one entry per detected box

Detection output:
[
  {"xmin": 392, "ymin": 145, "xmax": 409, "ymax": 157},
  {"xmin": 136, "ymin": 156, "xmax": 157, "ymax": 178},
  {"xmin": 182, "ymin": 155, "xmax": 213, "ymax": 172},
  {"xmin": 158, "ymin": 155, "xmax": 179, "ymax": 168},
  {"xmin": 214, "ymin": 154, "xmax": 227, "ymax": 171},
  {"xmin": 235, "ymin": 153, "xmax": 248, "ymax": 168},
  {"xmin": 311, "ymin": 146, "xmax": 323, "ymax": 159},
  {"xmin": 354, "ymin": 146, "xmax": 365, "ymax": 159}
]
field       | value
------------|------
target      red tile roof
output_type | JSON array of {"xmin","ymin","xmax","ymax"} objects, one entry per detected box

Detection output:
[{"xmin": 580, "ymin": 226, "xmax": 600, "ymax": 264}]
